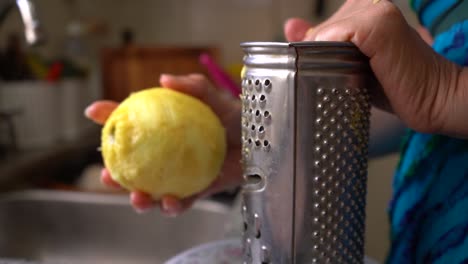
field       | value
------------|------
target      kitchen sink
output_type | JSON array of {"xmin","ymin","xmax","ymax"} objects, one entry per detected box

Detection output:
[{"xmin": 0, "ymin": 190, "xmax": 239, "ymax": 264}]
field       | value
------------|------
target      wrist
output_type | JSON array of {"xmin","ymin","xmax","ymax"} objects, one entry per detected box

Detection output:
[{"xmin": 438, "ymin": 64, "xmax": 467, "ymax": 138}]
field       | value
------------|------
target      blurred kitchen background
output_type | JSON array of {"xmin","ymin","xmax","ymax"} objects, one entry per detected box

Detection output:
[{"xmin": 0, "ymin": 0, "xmax": 418, "ymax": 263}]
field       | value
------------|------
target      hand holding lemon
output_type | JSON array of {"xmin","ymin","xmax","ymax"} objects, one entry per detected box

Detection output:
[
  {"xmin": 85, "ymin": 74, "xmax": 243, "ymax": 215},
  {"xmin": 101, "ymin": 87, "xmax": 226, "ymax": 200}
]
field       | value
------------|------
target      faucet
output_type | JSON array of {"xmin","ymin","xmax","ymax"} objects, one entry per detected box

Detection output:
[
  {"xmin": 0, "ymin": 0, "xmax": 44, "ymax": 46},
  {"xmin": 0, "ymin": 0, "xmax": 43, "ymax": 153}
]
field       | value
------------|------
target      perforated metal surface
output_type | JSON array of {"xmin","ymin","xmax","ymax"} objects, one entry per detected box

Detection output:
[
  {"xmin": 241, "ymin": 78, "xmax": 272, "ymax": 161},
  {"xmin": 240, "ymin": 42, "xmax": 372, "ymax": 264},
  {"xmin": 240, "ymin": 63, "xmax": 297, "ymax": 263},
  {"xmin": 294, "ymin": 79, "xmax": 370, "ymax": 264}
]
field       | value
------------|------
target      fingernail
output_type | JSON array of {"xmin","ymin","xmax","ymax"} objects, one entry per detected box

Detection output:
[
  {"xmin": 100, "ymin": 169, "xmax": 122, "ymax": 189},
  {"xmin": 161, "ymin": 206, "xmax": 181, "ymax": 217},
  {"xmin": 135, "ymin": 207, "xmax": 151, "ymax": 214},
  {"xmin": 305, "ymin": 27, "xmax": 314, "ymax": 37},
  {"xmin": 84, "ymin": 105, "xmax": 93, "ymax": 118},
  {"xmin": 160, "ymin": 73, "xmax": 172, "ymax": 81},
  {"xmin": 161, "ymin": 210, "xmax": 179, "ymax": 218},
  {"xmin": 162, "ymin": 200, "xmax": 181, "ymax": 212},
  {"xmin": 99, "ymin": 174, "xmax": 106, "ymax": 185}
]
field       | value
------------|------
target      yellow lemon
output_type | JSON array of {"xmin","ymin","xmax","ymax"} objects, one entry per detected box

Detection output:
[
  {"xmin": 101, "ymin": 88, "xmax": 226, "ymax": 199},
  {"xmin": 240, "ymin": 66, "xmax": 246, "ymax": 79}
]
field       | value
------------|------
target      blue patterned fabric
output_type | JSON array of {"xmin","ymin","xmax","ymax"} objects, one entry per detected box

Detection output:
[{"xmin": 386, "ymin": 1, "xmax": 468, "ymax": 263}]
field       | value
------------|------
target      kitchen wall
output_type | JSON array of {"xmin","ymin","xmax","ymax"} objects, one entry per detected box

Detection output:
[{"xmin": 0, "ymin": 0, "xmax": 419, "ymax": 66}]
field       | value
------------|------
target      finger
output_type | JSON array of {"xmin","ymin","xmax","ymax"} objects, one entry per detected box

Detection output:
[
  {"xmin": 160, "ymin": 195, "xmax": 195, "ymax": 217},
  {"xmin": 302, "ymin": 6, "xmax": 366, "ymax": 42},
  {"xmin": 307, "ymin": 2, "xmax": 405, "ymax": 58},
  {"xmin": 159, "ymin": 73, "xmax": 212, "ymax": 100},
  {"xmin": 305, "ymin": 20, "xmax": 354, "ymax": 42},
  {"xmin": 100, "ymin": 168, "xmax": 122, "ymax": 189},
  {"xmin": 131, "ymin": 191, "xmax": 157, "ymax": 213},
  {"xmin": 160, "ymin": 73, "xmax": 238, "ymax": 119},
  {"xmin": 302, "ymin": 0, "xmax": 382, "ymax": 42},
  {"xmin": 187, "ymin": 73, "xmax": 238, "ymax": 112},
  {"xmin": 415, "ymin": 25, "xmax": 433, "ymax": 46},
  {"xmin": 283, "ymin": 18, "xmax": 313, "ymax": 42},
  {"xmin": 84, "ymin": 101, "xmax": 119, "ymax": 125},
  {"xmin": 159, "ymin": 73, "xmax": 218, "ymax": 110}
]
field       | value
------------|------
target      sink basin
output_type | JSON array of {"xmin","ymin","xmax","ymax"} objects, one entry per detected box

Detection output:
[{"xmin": 0, "ymin": 190, "xmax": 236, "ymax": 264}]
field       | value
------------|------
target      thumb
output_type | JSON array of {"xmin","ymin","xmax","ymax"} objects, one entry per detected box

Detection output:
[{"xmin": 284, "ymin": 18, "xmax": 313, "ymax": 42}]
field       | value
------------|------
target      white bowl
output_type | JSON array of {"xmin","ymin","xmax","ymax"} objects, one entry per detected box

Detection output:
[{"xmin": 165, "ymin": 238, "xmax": 380, "ymax": 264}]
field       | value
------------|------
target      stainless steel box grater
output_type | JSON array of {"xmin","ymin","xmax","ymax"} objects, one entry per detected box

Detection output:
[{"xmin": 239, "ymin": 42, "xmax": 373, "ymax": 264}]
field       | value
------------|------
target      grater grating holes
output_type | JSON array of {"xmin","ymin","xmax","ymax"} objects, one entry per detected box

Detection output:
[
  {"xmin": 308, "ymin": 84, "xmax": 370, "ymax": 263},
  {"xmin": 254, "ymin": 140, "xmax": 261, "ymax": 148},
  {"xmin": 259, "ymin": 94, "xmax": 267, "ymax": 108},
  {"xmin": 241, "ymin": 77, "xmax": 275, "ymax": 155},
  {"xmin": 241, "ymin": 75, "xmax": 282, "ymax": 262}
]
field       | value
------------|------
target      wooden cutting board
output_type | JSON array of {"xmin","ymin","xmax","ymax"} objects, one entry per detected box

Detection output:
[{"xmin": 100, "ymin": 45, "xmax": 219, "ymax": 102}]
